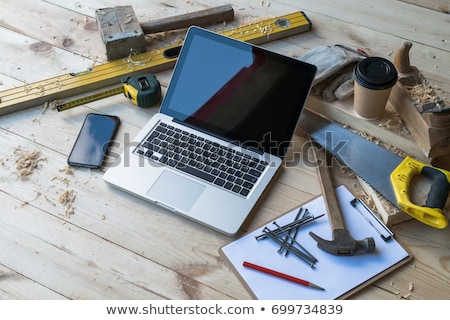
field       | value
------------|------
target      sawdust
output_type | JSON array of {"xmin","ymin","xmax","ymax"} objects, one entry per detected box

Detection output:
[
  {"xmin": 58, "ymin": 164, "xmax": 74, "ymax": 175},
  {"xmin": 405, "ymin": 80, "xmax": 441, "ymax": 107},
  {"xmin": 42, "ymin": 100, "xmax": 59, "ymax": 113},
  {"xmin": 124, "ymin": 14, "xmax": 134, "ymax": 24},
  {"xmin": 13, "ymin": 147, "xmax": 46, "ymax": 176},
  {"xmin": 58, "ymin": 189, "xmax": 76, "ymax": 218},
  {"xmin": 10, "ymin": 147, "xmax": 78, "ymax": 217},
  {"xmin": 378, "ymin": 114, "xmax": 410, "ymax": 136}
]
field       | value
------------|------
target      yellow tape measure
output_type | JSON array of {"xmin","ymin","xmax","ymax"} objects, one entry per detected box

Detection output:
[
  {"xmin": 56, "ymin": 85, "xmax": 123, "ymax": 111},
  {"xmin": 0, "ymin": 11, "xmax": 312, "ymax": 115},
  {"xmin": 56, "ymin": 74, "xmax": 162, "ymax": 111}
]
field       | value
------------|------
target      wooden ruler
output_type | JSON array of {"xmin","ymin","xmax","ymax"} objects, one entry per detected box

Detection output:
[{"xmin": 0, "ymin": 11, "xmax": 311, "ymax": 116}]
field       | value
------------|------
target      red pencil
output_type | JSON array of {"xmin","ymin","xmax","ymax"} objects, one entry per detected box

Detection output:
[{"xmin": 243, "ymin": 261, "xmax": 325, "ymax": 290}]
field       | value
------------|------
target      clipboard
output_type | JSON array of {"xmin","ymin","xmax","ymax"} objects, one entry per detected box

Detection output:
[{"xmin": 220, "ymin": 185, "xmax": 412, "ymax": 300}]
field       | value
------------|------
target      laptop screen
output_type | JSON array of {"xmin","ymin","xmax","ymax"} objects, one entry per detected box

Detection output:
[{"xmin": 160, "ymin": 27, "xmax": 316, "ymax": 158}]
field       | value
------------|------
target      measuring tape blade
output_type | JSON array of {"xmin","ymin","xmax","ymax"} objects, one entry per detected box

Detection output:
[
  {"xmin": 0, "ymin": 11, "xmax": 311, "ymax": 115},
  {"xmin": 56, "ymin": 85, "xmax": 124, "ymax": 111}
]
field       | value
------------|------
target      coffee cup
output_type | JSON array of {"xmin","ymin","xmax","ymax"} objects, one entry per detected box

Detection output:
[{"xmin": 353, "ymin": 57, "xmax": 398, "ymax": 119}]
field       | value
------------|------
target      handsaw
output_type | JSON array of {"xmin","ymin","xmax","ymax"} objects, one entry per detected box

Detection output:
[{"xmin": 300, "ymin": 109, "xmax": 450, "ymax": 229}]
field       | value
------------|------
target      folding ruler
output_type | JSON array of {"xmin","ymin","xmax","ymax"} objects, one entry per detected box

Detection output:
[{"xmin": 0, "ymin": 11, "xmax": 311, "ymax": 116}]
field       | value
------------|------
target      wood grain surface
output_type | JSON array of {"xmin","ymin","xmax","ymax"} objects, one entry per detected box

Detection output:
[{"xmin": 0, "ymin": 0, "xmax": 448, "ymax": 300}]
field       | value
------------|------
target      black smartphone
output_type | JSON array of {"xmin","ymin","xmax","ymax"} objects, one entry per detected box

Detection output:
[{"xmin": 67, "ymin": 113, "xmax": 120, "ymax": 168}]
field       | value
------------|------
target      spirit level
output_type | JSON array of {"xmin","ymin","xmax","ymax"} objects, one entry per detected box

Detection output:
[
  {"xmin": 0, "ymin": 11, "xmax": 311, "ymax": 115},
  {"xmin": 56, "ymin": 74, "xmax": 162, "ymax": 111}
]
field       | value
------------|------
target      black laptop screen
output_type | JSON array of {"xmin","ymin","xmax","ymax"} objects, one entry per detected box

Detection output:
[{"xmin": 160, "ymin": 27, "xmax": 316, "ymax": 158}]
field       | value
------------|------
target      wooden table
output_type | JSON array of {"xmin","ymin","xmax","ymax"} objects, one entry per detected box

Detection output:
[{"xmin": 0, "ymin": 0, "xmax": 448, "ymax": 300}]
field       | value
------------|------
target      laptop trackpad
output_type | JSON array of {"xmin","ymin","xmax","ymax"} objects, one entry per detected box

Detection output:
[{"xmin": 147, "ymin": 171, "xmax": 205, "ymax": 212}]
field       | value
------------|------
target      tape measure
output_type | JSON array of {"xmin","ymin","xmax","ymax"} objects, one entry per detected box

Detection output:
[
  {"xmin": 0, "ymin": 11, "xmax": 312, "ymax": 115},
  {"xmin": 56, "ymin": 74, "xmax": 161, "ymax": 111}
]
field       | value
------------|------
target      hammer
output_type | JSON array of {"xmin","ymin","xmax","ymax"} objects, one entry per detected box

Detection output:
[
  {"xmin": 309, "ymin": 143, "xmax": 375, "ymax": 256},
  {"xmin": 96, "ymin": 5, "xmax": 235, "ymax": 61}
]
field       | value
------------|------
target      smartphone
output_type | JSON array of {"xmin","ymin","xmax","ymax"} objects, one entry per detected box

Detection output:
[{"xmin": 68, "ymin": 113, "xmax": 120, "ymax": 168}]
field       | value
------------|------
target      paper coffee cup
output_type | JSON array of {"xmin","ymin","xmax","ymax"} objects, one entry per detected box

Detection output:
[{"xmin": 353, "ymin": 57, "xmax": 398, "ymax": 119}]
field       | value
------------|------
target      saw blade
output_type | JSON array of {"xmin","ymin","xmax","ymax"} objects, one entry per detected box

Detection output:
[{"xmin": 300, "ymin": 110, "xmax": 403, "ymax": 207}]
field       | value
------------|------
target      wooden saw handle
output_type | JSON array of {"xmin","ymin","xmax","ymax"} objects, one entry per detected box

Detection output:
[{"xmin": 141, "ymin": 4, "xmax": 234, "ymax": 34}]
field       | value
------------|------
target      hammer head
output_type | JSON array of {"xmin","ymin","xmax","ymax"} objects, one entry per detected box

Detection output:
[
  {"xmin": 96, "ymin": 6, "xmax": 146, "ymax": 61},
  {"xmin": 309, "ymin": 229, "xmax": 375, "ymax": 256}
]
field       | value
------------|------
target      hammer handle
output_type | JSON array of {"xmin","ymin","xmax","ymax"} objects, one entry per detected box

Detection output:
[
  {"xmin": 141, "ymin": 4, "xmax": 234, "ymax": 34},
  {"xmin": 313, "ymin": 144, "xmax": 346, "ymax": 231}
]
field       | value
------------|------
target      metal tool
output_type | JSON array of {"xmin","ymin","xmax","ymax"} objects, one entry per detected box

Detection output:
[
  {"xmin": 255, "ymin": 211, "xmax": 324, "ymax": 240},
  {"xmin": 394, "ymin": 41, "xmax": 450, "ymax": 114},
  {"xmin": 262, "ymin": 225, "xmax": 318, "ymax": 268},
  {"xmin": 256, "ymin": 209, "xmax": 323, "ymax": 267},
  {"xmin": 0, "ymin": 11, "xmax": 312, "ymax": 116},
  {"xmin": 301, "ymin": 109, "xmax": 450, "ymax": 229},
  {"xmin": 281, "ymin": 208, "xmax": 308, "ymax": 256},
  {"xmin": 350, "ymin": 198, "xmax": 394, "ymax": 241},
  {"xmin": 96, "ymin": 5, "xmax": 235, "ymax": 60},
  {"xmin": 309, "ymin": 143, "xmax": 376, "ymax": 256},
  {"xmin": 56, "ymin": 74, "xmax": 161, "ymax": 111}
]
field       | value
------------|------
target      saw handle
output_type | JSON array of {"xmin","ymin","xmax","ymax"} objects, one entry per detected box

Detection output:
[{"xmin": 390, "ymin": 156, "xmax": 450, "ymax": 229}]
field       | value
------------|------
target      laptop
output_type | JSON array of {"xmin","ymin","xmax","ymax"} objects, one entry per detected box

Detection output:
[{"xmin": 103, "ymin": 26, "xmax": 316, "ymax": 236}]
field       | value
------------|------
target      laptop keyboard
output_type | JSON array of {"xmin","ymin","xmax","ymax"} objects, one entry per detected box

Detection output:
[{"xmin": 134, "ymin": 122, "xmax": 269, "ymax": 197}]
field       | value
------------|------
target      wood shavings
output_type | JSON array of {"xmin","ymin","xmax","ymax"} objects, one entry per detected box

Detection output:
[
  {"xmin": 408, "ymin": 282, "xmax": 414, "ymax": 291},
  {"xmin": 13, "ymin": 148, "xmax": 46, "ymax": 176},
  {"xmin": 58, "ymin": 189, "xmax": 76, "ymax": 205},
  {"xmin": 257, "ymin": 23, "xmax": 273, "ymax": 36},
  {"xmin": 356, "ymin": 189, "xmax": 376, "ymax": 212},
  {"xmin": 338, "ymin": 166, "xmax": 355, "ymax": 179},
  {"xmin": 59, "ymin": 165, "xmax": 74, "ymax": 175},
  {"xmin": 19, "ymin": 200, "xmax": 29, "ymax": 207},
  {"xmin": 45, "ymin": 195, "xmax": 57, "ymax": 206},
  {"xmin": 42, "ymin": 100, "xmax": 59, "ymax": 113},
  {"xmin": 405, "ymin": 80, "xmax": 441, "ymax": 107},
  {"xmin": 171, "ymin": 35, "xmax": 185, "ymax": 46},
  {"xmin": 124, "ymin": 14, "xmax": 134, "ymax": 24},
  {"xmin": 127, "ymin": 50, "xmax": 151, "ymax": 67},
  {"xmin": 58, "ymin": 189, "xmax": 76, "ymax": 218},
  {"xmin": 378, "ymin": 115, "xmax": 410, "ymax": 135}
]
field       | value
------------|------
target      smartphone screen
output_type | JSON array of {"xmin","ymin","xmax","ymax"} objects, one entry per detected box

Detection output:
[{"xmin": 68, "ymin": 113, "xmax": 120, "ymax": 168}]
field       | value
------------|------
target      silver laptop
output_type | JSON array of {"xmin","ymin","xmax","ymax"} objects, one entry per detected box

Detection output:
[{"xmin": 103, "ymin": 26, "xmax": 316, "ymax": 236}]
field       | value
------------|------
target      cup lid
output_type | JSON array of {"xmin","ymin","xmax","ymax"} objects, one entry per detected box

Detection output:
[{"xmin": 354, "ymin": 57, "xmax": 398, "ymax": 90}]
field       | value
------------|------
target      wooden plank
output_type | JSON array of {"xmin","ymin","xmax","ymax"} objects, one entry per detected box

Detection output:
[
  {"xmin": 0, "ymin": 264, "xmax": 65, "ymax": 299},
  {"xmin": 0, "ymin": 106, "xmax": 320, "ymax": 299},
  {"xmin": 0, "ymin": 26, "xmax": 94, "ymax": 85},
  {"xmin": 0, "ymin": 1, "xmax": 105, "ymax": 59},
  {"xmin": 0, "ymin": 11, "xmax": 311, "ymax": 115},
  {"xmin": 0, "ymin": 190, "xmax": 232, "ymax": 299},
  {"xmin": 379, "ymin": 219, "xmax": 450, "ymax": 299},
  {"xmin": 0, "ymin": 111, "xmax": 252, "ymax": 299},
  {"xmin": 304, "ymin": 96, "xmax": 430, "ymax": 163},
  {"xmin": 0, "ymin": 126, "xmax": 238, "ymax": 298},
  {"xmin": 399, "ymin": 0, "xmax": 450, "ymax": 13},
  {"xmin": 0, "ymin": 0, "xmax": 449, "ymax": 301},
  {"xmin": 278, "ymin": 0, "xmax": 450, "ymax": 51}
]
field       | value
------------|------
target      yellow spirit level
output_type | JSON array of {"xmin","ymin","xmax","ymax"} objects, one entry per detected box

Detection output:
[
  {"xmin": 0, "ymin": 11, "xmax": 312, "ymax": 115},
  {"xmin": 56, "ymin": 74, "xmax": 161, "ymax": 111}
]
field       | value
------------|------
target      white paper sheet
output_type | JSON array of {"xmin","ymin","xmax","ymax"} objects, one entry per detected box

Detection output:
[{"xmin": 221, "ymin": 186, "xmax": 411, "ymax": 299}]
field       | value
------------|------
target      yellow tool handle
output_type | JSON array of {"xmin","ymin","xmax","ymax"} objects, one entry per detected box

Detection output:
[{"xmin": 390, "ymin": 156, "xmax": 450, "ymax": 229}]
